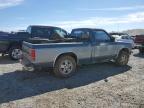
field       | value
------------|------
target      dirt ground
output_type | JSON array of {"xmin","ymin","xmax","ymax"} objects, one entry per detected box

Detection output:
[{"xmin": 0, "ymin": 49, "xmax": 143, "ymax": 108}]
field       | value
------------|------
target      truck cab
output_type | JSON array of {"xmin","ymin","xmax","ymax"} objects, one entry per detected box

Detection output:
[{"xmin": 70, "ymin": 28, "xmax": 117, "ymax": 62}]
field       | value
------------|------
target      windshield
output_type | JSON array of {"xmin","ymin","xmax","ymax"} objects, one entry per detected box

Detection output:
[{"xmin": 26, "ymin": 26, "xmax": 31, "ymax": 34}]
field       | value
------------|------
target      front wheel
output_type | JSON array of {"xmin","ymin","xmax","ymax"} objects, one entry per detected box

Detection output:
[
  {"xmin": 9, "ymin": 46, "xmax": 22, "ymax": 60},
  {"xmin": 115, "ymin": 51, "xmax": 130, "ymax": 66},
  {"xmin": 54, "ymin": 56, "xmax": 76, "ymax": 78}
]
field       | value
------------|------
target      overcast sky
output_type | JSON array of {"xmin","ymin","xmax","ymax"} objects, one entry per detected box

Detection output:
[{"xmin": 0, "ymin": 0, "xmax": 144, "ymax": 32}]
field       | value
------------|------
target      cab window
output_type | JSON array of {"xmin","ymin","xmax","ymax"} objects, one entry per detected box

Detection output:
[{"xmin": 93, "ymin": 30, "xmax": 111, "ymax": 42}]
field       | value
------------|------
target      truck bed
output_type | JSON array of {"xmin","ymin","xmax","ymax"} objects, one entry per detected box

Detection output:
[{"xmin": 25, "ymin": 38, "xmax": 83, "ymax": 44}]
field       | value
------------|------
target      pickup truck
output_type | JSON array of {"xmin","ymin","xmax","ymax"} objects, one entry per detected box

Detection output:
[
  {"xmin": 0, "ymin": 25, "xmax": 68, "ymax": 60},
  {"xmin": 21, "ymin": 28, "xmax": 132, "ymax": 78}
]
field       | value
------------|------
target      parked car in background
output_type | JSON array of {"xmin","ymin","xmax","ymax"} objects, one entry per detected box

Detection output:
[
  {"xmin": 138, "ymin": 42, "xmax": 144, "ymax": 53},
  {"xmin": 110, "ymin": 32, "xmax": 135, "ymax": 48},
  {"xmin": 21, "ymin": 28, "xmax": 132, "ymax": 78},
  {"xmin": 134, "ymin": 35, "xmax": 144, "ymax": 48},
  {"xmin": 135, "ymin": 35, "xmax": 144, "ymax": 53},
  {"xmin": 0, "ymin": 31, "xmax": 9, "ymax": 35},
  {"xmin": 0, "ymin": 25, "xmax": 68, "ymax": 60}
]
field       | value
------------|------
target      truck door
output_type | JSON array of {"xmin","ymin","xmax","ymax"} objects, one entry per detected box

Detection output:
[{"xmin": 92, "ymin": 30, "xmax": 117, "ymax": 61}]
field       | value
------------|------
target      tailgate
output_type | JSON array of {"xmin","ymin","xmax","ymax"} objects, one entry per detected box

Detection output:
[{"xmin": 22, "ymin": 41, "xmax": 35, "ymax": 62}]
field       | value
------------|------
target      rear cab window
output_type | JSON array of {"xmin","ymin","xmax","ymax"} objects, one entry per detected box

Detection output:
[{"xmin": 71, "ymin": 29, "xmax": 90, "ymax": 39}]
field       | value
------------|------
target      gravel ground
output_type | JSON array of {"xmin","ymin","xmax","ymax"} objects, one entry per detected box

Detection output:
[{"xmin": 0, "ymin": 50, "xmax": 143, "ymax": 108}]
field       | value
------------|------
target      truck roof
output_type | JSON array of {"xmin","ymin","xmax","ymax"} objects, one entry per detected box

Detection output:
[
  {"xmin": 29, "ymin": 25, "xmax": 60, "ymax": 29},
  {"xmin": 72, "ymin": 28, "xmax": 106, "ymax": 31}
]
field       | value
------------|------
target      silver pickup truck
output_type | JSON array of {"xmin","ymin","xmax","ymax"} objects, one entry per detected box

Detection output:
[{"xmin": 21, "ymin": 28, "xmax": 132, "ymax": 78}]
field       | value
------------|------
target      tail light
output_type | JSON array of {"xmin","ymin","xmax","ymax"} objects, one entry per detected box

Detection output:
[{"xmin": 30, "ymin": 49, "xmax": 36, "ymax": 61}]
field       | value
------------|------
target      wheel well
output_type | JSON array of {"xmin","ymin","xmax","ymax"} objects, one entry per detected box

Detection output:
[
  {"xmin": 8, "ymin": 42, "xmax": 22, "ymax": 51},
  {"xmin": 54, "ymin": 53, "xmax": 78, "ymax": 66},
  {"xmin": 119, "ymin": 48, "xmax": 130, "ymax": 54}
]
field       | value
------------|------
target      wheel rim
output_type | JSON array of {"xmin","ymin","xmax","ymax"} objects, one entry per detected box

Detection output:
[
  {"xmin": 120, "ymin": 54, "xmax": 128, "ymax": 65},
  {"xmin": 11, "ymin": 49, "xmax": 22, "ymax": 59},
  {"xmin": 59, "ymin": 59, "xmax": 73, "ymax": 75}
]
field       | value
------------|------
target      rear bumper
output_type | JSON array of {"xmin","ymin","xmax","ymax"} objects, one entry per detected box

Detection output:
[{"xmin": 20, "ymin": 58, "xmax": 53, "ymax": 71}]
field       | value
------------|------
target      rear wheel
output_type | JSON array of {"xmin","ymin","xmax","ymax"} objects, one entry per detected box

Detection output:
[
  {"xmin": 54, "ymin": 56, "xmax": 76, "ymax": 78},
  {"xmin": 9, "ymin": 46, "xmax": 22, "ymax": 60},
  {"xmin": 115, "ymin": 51, "xmax": 130, "ymax": 66}
]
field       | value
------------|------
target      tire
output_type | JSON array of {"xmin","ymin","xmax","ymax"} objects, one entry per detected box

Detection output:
[
  {"xmin": 53, "ymin": 56, "xmax": 76, "ymax": 78},
  {"xmin": 115, "ymin": 51, "xmax": 130, "ymax": 66},
  {"xmin": 2, "ymin": 53, "xmax": 5, "ymax": 57},
  {"xmin": 9, "ymin": 46, "xmax": 22, "ymax": 60},
  {"xmin": 139, "ymin": 48, "xmax": 144, "ymax": 53}
]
